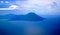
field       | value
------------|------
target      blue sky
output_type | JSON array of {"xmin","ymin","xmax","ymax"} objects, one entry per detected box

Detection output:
[
  {"xmin": 0, "ymin": 0, "xmax": 60, "ymax": 18},
  {"xmin": 0, "ymin": 0, "xmax": 27, "ymax": 1}
]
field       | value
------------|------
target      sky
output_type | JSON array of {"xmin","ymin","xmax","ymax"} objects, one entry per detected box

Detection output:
[{"xmin": 0, "ymin": 0, "xmax": 60, "ymax": 18}]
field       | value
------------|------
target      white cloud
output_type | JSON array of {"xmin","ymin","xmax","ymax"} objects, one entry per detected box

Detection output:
[
  {"xmin": 0, "ymin": 5, "xmax": 19, "ymax": 10},
  {"xmin": 15, "ymin": 0, "xmax": 59, "ymax": 12},
  {"xmin": 5, "ymin": 1, "xmax": 9, "ymax": 3},
  {"xmin": 9, "ymin": 5, "xmax": 19, "ymax": 9},
  {"xmin": 0, "ymin": 0, "xmax": 60, "ymax": 18}
]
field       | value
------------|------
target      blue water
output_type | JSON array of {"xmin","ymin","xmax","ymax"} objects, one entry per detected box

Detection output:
[{"xmin": 0, "ymin": 16, "xmax": 60, "ymax": 35}]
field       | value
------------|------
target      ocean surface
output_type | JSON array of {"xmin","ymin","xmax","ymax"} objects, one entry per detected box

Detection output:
[{"xmin": 0, "ymin": 16, "xmax": 60, "ymax": 35}]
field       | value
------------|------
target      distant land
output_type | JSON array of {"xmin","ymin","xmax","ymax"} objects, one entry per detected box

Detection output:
[{"xmin": 0, "ymin": 12, "xmax": 45, "ymax": 21}]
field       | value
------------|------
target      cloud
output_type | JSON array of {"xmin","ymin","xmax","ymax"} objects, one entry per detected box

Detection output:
[
  {"xmin": 15, "ymin": 0, "xmax": 59, "ymax": 13},
  {"xmin": 0, "ymin": 5, "xmax": 19, "ymax": 10},
  {"xmin": 0, "ymin": 0, "xmax": 60, "ymax": 18}
]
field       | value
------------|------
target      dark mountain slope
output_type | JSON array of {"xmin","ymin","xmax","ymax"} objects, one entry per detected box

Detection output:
[{"xmin": 10, "ymin": 12, "xmax": 45, "ymax": 21}]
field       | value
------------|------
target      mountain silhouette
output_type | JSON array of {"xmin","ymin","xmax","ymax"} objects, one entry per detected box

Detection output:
[
  {"xmin": 0, "ymin": 14, "xmax": 15, "ymax": 19},
  {"xmin": 9, "ymin": 12, "xmax": 45, "ymax": 21},
  {"xmin": 0, "ymin": 12, "xmax": 45, "ymax": 21}
]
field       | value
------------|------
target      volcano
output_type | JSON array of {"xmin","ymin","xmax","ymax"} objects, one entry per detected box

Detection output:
[{"xmin": 9, "ymin": 12, "xmax": 45, "ymax": 21}]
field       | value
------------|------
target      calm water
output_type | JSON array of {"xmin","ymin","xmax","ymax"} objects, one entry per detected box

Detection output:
[{"xmin": 0, "ymin": 17, "xmax": 60, "ymax": 35}]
